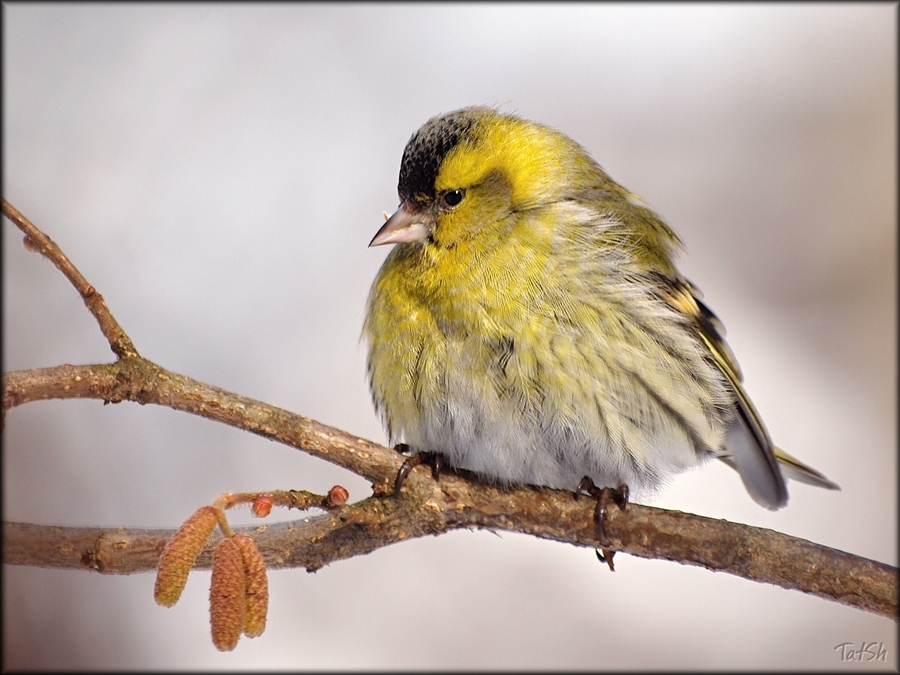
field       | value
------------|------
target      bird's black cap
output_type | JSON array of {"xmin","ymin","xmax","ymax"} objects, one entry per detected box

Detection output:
[{"xmin": 398, "ymin": 108, "xmax": 484, "ymax": 204}]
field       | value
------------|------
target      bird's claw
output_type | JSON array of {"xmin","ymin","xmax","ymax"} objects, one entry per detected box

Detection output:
[
  {"xmin": 393, "ymin": 447, "xmax": 444, "ymax": 497},
  {"xmin": 576, "ymin": 476, "xmax": 629, "ymax": 571}
]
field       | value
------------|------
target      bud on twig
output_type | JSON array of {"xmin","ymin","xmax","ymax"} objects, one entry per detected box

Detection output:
[
  {"xmin": 325, "ymin": 485, "xmax": 349, "ymax": 507},
  {"xmin": 250, "ymin": 494, "xmax": 274, "ymax": 518}
]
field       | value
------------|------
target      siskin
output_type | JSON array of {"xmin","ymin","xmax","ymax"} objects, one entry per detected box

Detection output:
[{"xmin": 364, "ymin": 106, "xmax": 838, "ymax": 510}]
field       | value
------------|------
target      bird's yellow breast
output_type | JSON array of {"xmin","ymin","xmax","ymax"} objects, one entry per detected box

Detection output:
[{"xmin": 364, "ymin": 205, "xmax": 626, "ymax": 442}]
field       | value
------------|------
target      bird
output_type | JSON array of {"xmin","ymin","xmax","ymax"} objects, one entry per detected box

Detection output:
[{"xmin": 363, "ymin": 105, "xmax": 838, "ymax": 516}]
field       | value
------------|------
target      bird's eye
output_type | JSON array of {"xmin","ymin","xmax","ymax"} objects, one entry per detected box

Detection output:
[{"xmin": 442, "ymin": 189, "xmax": 465, "ymax": 208}]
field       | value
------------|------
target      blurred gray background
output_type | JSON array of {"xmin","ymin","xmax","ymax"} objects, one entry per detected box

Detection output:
[{"xmin": 3, "ymin": 4, "xmax": 896, "ymax": 670}]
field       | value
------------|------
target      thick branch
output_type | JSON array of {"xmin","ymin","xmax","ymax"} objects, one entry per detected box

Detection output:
[{"xmin": 4, "ymin": 474, "xmax": 897, "ymax": 619}]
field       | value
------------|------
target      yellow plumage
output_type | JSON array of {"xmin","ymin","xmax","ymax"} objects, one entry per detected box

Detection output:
[{"xmin": 364, "ymin": 106, "xmax": 837, "ymax": 508}]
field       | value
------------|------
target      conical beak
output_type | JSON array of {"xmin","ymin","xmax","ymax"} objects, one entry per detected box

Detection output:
[{"xmin": 369, "ymin": 201, "xmax": 434, "ymax": 247}]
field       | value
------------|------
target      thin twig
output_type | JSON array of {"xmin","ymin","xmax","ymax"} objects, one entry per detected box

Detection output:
[
  {"xmin": 2, "ymin": 198, "xmax": 138, "ymax": 359},
  {"xmin": 2, "ymin": 362, "xmax": 399, "ymax": 485}
]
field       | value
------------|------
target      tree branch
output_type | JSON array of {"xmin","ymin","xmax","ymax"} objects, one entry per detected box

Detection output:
[
  {"xmin": 3, "ymin": 198, "xmax": 897, "ymax": 622},
  {"xmin": 4, "ymin": 480, "xmax": 897, "ymax": 618},
  {"xmin": 3, "ymin": 199, "xmax": 137, "ymax": 359}
]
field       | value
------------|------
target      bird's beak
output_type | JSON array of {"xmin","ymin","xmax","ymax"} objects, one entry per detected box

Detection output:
[{"xmin": 369, "ymin": 201, "xmax": 433, "ymax": 247}]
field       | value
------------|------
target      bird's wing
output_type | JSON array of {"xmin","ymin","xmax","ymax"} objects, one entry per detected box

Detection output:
[{"xmin": 662, "ymin": 276, "xmax": 789, "ymax": 509}]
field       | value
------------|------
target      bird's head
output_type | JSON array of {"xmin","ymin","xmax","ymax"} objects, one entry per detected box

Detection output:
[{"xmin": 369, "ymin": 106, "xmax": 601, "ymax": 249}]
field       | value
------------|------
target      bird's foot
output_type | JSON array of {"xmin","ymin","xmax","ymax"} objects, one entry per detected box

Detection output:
[
  {"xmin": 393, "ymin": 445, "xmax": 444, "ymax": 497},
  {"xmin": 575, "ymin": 477, "xmax": 629, "ymax": 571}
]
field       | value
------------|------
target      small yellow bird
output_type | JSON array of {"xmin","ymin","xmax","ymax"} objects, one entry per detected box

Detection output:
[{"xmin": 364, "ymin": 106, "xmax": 838, "ymax": 511}]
